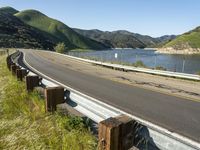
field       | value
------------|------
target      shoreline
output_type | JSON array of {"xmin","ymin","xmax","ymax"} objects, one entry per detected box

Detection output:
[{"xmin": 154, "ymin": 47, "xmax": 200, "ymax": 55}]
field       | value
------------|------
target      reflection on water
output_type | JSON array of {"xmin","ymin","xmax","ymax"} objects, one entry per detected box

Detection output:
[{"xmin": 68, "ymin": 49, "xmax": 200, "ymax": 74}]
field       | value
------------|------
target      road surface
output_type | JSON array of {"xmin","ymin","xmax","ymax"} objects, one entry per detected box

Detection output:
[{"xmin": 20, "ymin": 49, "xmax": 200, "ymax": 142}]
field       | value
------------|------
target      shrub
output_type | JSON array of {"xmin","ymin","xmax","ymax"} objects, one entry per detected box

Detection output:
[
  {"xmin": 155, "ymin": 66, "xmax": 167, "ymax": 71},
  {"xmin": 133, "ymin": 60, "xmax": 146, "ymax": 67},
  {"xmin": 54, "ymin": 42, "xmax": 68, "ymax": 54}
]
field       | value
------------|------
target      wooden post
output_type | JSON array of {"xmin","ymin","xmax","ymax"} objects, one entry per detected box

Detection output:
[
  {"xmin": 16, "ymin": 69, "xmax": 27, "ymax": 81},
  {"xmin": 45, "ymin": 86, "xmax": 65, "ymax": 112},
  {"xmin": 25, "ymin": 75, "xmax": 39, "ymax": 91},
  {"xmin": 98, "ymin": 115, "xmax": 135, "ymax": 150},
  {"xmin": 99, "ymin": 117, "xmax": 122, "ymax": 150},
  {"xmin": 6, "ymin": 56, "xmax": 13, "ymax": 70},
  {"xmin": 11, "ymin": 64, "xmax": 20, "ymax": 76},
  {"xmin": 116, "ymin": 115, "xmax": 135, "ymax": 150}
]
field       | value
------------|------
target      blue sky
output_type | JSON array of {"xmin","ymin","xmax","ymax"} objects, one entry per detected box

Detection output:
[{"xmin": 0, "ymin": 0, "xmax": 200, "ymax": 37}]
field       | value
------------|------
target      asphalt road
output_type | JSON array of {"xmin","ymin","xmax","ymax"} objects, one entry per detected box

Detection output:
[{"xmin": 21, "ymin": 50, "xmax": 200, "ymax": 142}]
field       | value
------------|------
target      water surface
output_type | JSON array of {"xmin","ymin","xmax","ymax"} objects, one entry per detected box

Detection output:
[{"xmin": 69, "ymin": 49, "xmax": 200, "ymax": 74}]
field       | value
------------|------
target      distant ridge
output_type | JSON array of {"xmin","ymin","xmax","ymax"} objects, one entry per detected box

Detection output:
[{"xmin": 73, "ymin": 28, "xmax": 176, "ymax": 49}]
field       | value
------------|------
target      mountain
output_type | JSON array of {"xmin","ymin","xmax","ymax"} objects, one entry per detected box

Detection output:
[
  {"xmin": 163, "ymin": 27, "xmax": 200, "ymax": 51},
  {"xmin": 0, "ymin": 6, "xmax": 19, "ymax": 15},
  {"xmin": 0, "ymin": 6, "xmax": 177, "ymax": 51},
  {"xmin": 73, "ymin": 29, "xmax": 176, "ymax": 48},
  {"xmin": 0, "ymin": 10, "xmax": 55, "ymax": 49},
  {"xmin": 74, "ymin": 29, "xmax": 146, "ymax": 48},
  {"xmin": 157, "ymin": 35, "xmax": 176, "ymax": 42},
  {"xmin": 15, "ymin": 10, "xmax": 107, "ymax": 50}
]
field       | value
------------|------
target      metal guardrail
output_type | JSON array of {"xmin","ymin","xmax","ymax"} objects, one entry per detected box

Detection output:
[
  {"xmin": 47, "ymin": 51, "xmax": 200, "ymax": 81},
  {"xmin": 17, "ymin": 50, "xmax": 200, "ymax": 150}
]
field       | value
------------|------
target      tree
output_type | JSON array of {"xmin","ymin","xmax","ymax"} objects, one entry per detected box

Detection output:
[{"xmin": 54, "ymin": 42, "xmax": 67, "ymax": 53}]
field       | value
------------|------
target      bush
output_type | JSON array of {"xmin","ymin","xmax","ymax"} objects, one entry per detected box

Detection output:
[
  {"xmin": 133, "ymin": 60, "xmax": 146, "ymax": 67},
  {"xmin": 54, "ymin": 42, "xmax": 67, "ymax": 54},
  {"xmin": 155, "ymin": 66, "xmax": 167, "ymax": 71}
]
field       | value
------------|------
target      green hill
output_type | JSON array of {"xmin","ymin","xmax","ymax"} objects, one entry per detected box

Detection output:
[
  {"xmin": 15, "ymin": 10, "xmax": 107, "ymax": 50},
  {"xmin": 0, "ymin": 11, "xmax": 55, "ymax": 49},
  {"xmin": 74, "ymin": 29, "xmax": 176, "ymax": 48},
  {"xmin": 163, "ymin": 26, "xmax": 200, "ymax": 50},
  {"xmin": 74, "ymin": 29, "xmax": 146, "ymax": 48},
  {"xmin": 0, "ymin": 6, "xmax": 19, "ymax": 15}
]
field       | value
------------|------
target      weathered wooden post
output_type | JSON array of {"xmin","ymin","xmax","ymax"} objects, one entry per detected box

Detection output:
[
  {"xmin": 45, "ymin": 86, "xmax": 65, "ymax": 112},
  {"xmin": 16, "ymin": 69, "xmax": 28, "ymax": 81},
  {"xmin": 25, "ymin": 75, "xmax": 39, "ymax": 91},
  {"xmin": 116, "ymin": 115, "xmax": 135, "ymax": 150},
  {"xmin": 6, "ymin": 56, "xmax": 13, "ymax": 70},
  {"xmin": 99, "ymin": 117, "xmax": 122, "ymax": 150},
  {"xmin": 11, "ymin": 64, "xmax": 20, "ymax": 76},
  {"xmin": 98, "ymin": 115, "xmax": 136, "ymax": 150}
]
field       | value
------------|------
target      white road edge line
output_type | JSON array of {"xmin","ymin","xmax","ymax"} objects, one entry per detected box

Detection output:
[{"xmin": 21, "ymin": 50, "xmax": 200, "ymax": 149}]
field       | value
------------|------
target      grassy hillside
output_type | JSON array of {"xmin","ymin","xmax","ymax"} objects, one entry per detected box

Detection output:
[
  {"xmin": 164, "ymin": 27, "xmax": 200, "ymax": 49},
  {"xmin": 0, "ymin": 11, "xmax": 55, "ymax": 49},
  {"xmin": 74, "ymin": 29, "xmax": 146, "ymax": 48},
  {"xmin": 0, "ymin": 6, "xmax": 18, "ymax": 15},
  {"xmin": 0, "ymin": 55, "xmax": 96, "ymax": 149},
  {"xmin": 15, "ymin": 10, "xmax": 107, "ymax": 50},
  {"xmin": 74, "ymin": 29, "xmax": 176, "ymax": 48}
]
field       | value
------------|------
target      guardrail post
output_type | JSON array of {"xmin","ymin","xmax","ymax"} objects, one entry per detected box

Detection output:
[
  {"xmin": 11, "ymin": 64, "xmax": 20, "ymax": 76},
  {"xmin": 6, "ymin": 56, "xmax": 13, "ymax": 70},
  {"xmin": 98, "ymin": 115, "xmax": 136, "ymax": 150},
  {"xmin": 16, "ymin": 69, "xmax": 28, "ymax": 81},
  {"xmin": 99, "ymin": 117, "xmax": 122, "ymax": 150},
  {"xmin": 25, "ymin": 75, "xmax": 39, "ymax": 91},
  {"xmin": 45, "ymin": 86, "xmax": 65, "ymax": 112},
  {"xmin": 116, "ymin": 115, "xmax": 135, "ymax": 150}
]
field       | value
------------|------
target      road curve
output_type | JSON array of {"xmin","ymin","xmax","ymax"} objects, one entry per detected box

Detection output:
[{"xmin": 21, "ymin": 49, "xmax": 200, "ymax": 142}]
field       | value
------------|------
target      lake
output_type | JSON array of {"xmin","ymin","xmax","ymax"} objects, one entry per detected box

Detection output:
[{"xmin": 68, "ymin": 49, "xmax": 200, "ymax": 74}]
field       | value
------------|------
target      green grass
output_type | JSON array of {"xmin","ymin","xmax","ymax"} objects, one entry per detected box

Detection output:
[
  {"xmin": 164, "ymin": 26, "xmax": 200, "ymax": 49},
  {"xmin": 0, "ymin": 55, "xmax": 97, "ymax": 150},
  {"xmin": 15, "ymin": 9, "xmax": 106, "ymax": 50},
  {"xmin": 155, "ymin": 66, "xmax": 167, "ymax": 71}
]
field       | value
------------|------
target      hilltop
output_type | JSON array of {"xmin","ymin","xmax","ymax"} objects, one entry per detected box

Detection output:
[
  {"xmin": 15, "ymin": 9, "xmax": 108, "ymax": 50},
  {"xmin": 158, "ymin": 27, "xmax": 200, "ymax": 54},
  {"xmin": 0, "ymin": 11, "xmax": 55, "ymax": 49},
  {"xmin": 0, "ymin": 6, "xmax": 19, "ymax": 15}
]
